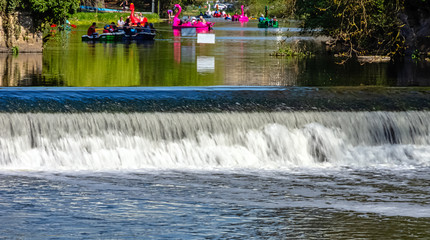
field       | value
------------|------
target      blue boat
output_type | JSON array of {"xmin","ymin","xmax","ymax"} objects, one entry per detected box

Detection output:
[{"xmin": 80, "ymin": 5, "xmax": 124, "ymax": 13}]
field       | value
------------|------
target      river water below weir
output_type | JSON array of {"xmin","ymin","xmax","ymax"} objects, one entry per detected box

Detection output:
[{"xmin": 0, "ymin": 21, "xmax": 429, "ymax": 239}]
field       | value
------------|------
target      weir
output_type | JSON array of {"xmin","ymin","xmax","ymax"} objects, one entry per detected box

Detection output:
[
  {"xmin": 1, "ymin": 111, "xmax": 429, "ymax": 171},
  {"xmin": 0, "ymin": 87, "xmax": 430, "ymax": 112}
]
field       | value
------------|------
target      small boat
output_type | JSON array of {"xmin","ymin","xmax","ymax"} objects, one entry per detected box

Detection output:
[
  {"xmin": 258, "ymin": 20, "xmax": 279, "ymax": 28},
  {"xmin": 238, "ymin": 5, "xmax": 249, "ymax": 22},
  {"xmin": 81, "ymin": 32, "xmax": 155, "ymax": 41},
  {"xmin": 82, "ymin": 32, "xmax": 125, "ymax": 41},
  {"xmin": 257, "ymin": 7, "xmax": 279, "ymax": 28},
  {"xmin": 172, "ymin": 4, "xmax": 213, "ymax": 30},
  {"xmin": 172, "ymin": 23, "xmax": 212, "ymax": 30},
  {"xmin": 79, "ymin": 5, "xmax": 124, "ymax": 13}
]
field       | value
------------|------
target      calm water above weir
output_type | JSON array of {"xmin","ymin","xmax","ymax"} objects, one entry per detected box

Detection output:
[
  {"xmin": 1, "ymin": 21, "xmax": 430, "ymax": 87},
  {"xmin": 0, "ymin": 20, "xmax": 430, "ymax": 239}
]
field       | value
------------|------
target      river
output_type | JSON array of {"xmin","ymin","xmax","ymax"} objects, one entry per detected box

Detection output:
[{"xmin": 0, "ymin": 21, "xmax": 429, "ymax": 239}]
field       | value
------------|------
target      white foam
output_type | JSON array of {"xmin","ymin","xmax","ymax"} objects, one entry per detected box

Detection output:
[{"xmin": 0, "ymin": 112, "xmax": 429, "ymax": 171}]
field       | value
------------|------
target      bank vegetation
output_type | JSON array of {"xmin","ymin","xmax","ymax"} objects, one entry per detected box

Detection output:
[{"xmin": 295, "ymin": 0, "xmax": 430, "ymax": 60}]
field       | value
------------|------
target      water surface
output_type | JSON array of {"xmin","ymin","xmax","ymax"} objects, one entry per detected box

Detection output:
[
  {"xmin": 1, "ymin": 111, "xmax": 430, "ymax": 238},
  {"xmin": 0, "ymin": 20, "xmax": 429, "ymax": 239},
  {"xmin": 1, "ymin": 21, "xmax": 430, "ymax": 87}
]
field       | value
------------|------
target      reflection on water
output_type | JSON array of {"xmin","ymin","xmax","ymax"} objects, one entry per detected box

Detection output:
[
  {"xmin": 0, "ymin": 22, "xmax": 429, "ymax": 87},
  {"xmin": 0, "ymin": 53, "xmax": 42, "ymax": 86},
  {"xmin": 395, "ymin": 59, "xmax": 430, "ymax": 86},
  {"xmin": 197, "ymin": 56, "xmax": 215, "ymax": 73}
]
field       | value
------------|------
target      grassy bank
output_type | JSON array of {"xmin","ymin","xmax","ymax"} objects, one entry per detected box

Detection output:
[{"xmin": 69, "ymin": 12, "xmax": 160, "ymax": 26}]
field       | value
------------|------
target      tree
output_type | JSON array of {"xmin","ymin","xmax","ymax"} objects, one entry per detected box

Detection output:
[
  {"xmin": 296, "ymin": 0, "xmax": 405, "ymax": 57},
  {"xmin": 1, "ymin": 0, "xmax": 80, "ymax": 25}
]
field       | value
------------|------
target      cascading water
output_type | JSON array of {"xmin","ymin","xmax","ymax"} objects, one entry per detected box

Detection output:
[{"xmin": 1, "ymin": 111, "xmax": 429, "ymax": 171}]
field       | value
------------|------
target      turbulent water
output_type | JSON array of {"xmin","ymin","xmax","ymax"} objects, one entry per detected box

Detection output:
[
  {"xmin": 1, "ymin": 111, "xmax": 429, "ymax": 171},
  {"xmin": 1, "ymin": 111, "xmax": 430, "ymax": 238}
]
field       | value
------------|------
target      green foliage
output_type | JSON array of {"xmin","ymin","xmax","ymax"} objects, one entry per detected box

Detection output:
[
  {"xmin": 70, "ymin": 12, "xmax": 160, "ymax": 26},
  {"xmin": 411, "ymin": 49, "xmax": 421, "ymax": 61},
  {"xmin": 247, "ymin": 0, "xmax": 296, "ymax": 18},
  {"xmin": 296, "ymin": 0, "xmax": 405, "ymax": 57},
  {"xmin": 0, "ymin": 0, "xmax": 5, "ymax": 12},
  {"xmin": 11, "ymin": 46, "xmax": 19, "ymax": 55},
  {"xmin": 271, "ymin": 40, "xmax": 313, "ymax": 57},
  {"xmin": 1, "ymin": 0, "xmax": 80, "ymax": 25},
  {"xmin": 28, "ymin": 0, "xmax": 80, "ymax": 24},
  {"xmin": 159, "ymin": 0, "xmax": 207, "ymax": 17}
]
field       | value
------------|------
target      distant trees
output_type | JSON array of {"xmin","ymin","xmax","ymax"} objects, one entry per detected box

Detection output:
[
  {"xmin": 159, "ymin": 0, "xmax": 206, "ymax": 16},
  {"xmin": 80, "ymin": 0, "xmax": 104, "ymax": 8},
  {"xmin": 246, "ymin": 0, "xmax": 296, "ymax": 18},
  {"xmin": 0, "ymin": 0, "xmax": 80, "ymax": 25}
]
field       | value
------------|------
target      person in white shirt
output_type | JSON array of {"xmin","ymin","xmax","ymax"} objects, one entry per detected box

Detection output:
[{"xmin": 117, "ymin": 17, "xmax": 125, "ymax": 27}]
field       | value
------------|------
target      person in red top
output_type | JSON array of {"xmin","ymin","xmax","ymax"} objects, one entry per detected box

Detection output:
[
  {"xmin": 87, "ymin": 22, "xmax": 97, "ymax": 36},
  {"xmin": 103, "ymin": 25, "xmax": 110, "ymax": 33}
]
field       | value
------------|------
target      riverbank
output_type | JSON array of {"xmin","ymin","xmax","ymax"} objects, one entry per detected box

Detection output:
[
  {"xmin": 0, "ymin": 12, "xmax": 43, "ymax": 53},
  {"xmin": 69, "ymin": 12, "xmax": 160, "ymax": 26}
]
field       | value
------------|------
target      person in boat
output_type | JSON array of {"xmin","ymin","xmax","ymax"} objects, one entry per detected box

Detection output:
[
  {"xmin": 103, "ymin": 25, "xmax": 110, "ymax": 33},
  {"xmin": 233, "ymin": 12, "xmax": 238, "ymax": 21},
  {"xmin": 191, "ymin": 17, "xmax": 197, "ymax": 24},
  {"xmin": 259, "ymin": 14, "xmax": 265, "ymax": 22},
  {"xmin": 135, "ymin": 22, "xmax": 142, "ymax": 32},
  {"xmin": 167, "ymin": 9, "xmax": 173, "ymax": 20},
  {"xmin": 143, "ymin": 22, "xmax": 151, "ymax": 33},
  {"xmin": 199, "ymin": 16, "xmax": 206, "ymax": 24},
  {"xmin": 123, "ymin": 18, "xmax": 132, "ymax": 35},
  {"xmin": 110, "ymin": 22, "xmax": 118, "ymax": 32},
  {"xmin": 87, "ymin": 22, "xmax": 97, "ymax": 36},
  {"xmin": 117, "ymin": 17, "xmax": 125, "ymax": 27},
  {"xmin": 270, "ymin": 17, "xmax": 277, "ymax": 27},
  {"xmin": 149, "ymin": 23, "xmax": 156, "ymax": 33}
]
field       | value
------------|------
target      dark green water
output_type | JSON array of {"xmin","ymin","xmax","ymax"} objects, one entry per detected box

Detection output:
[{"xmin": 1, "ymin": 21, "xmax": 429, "ymax": 87}]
